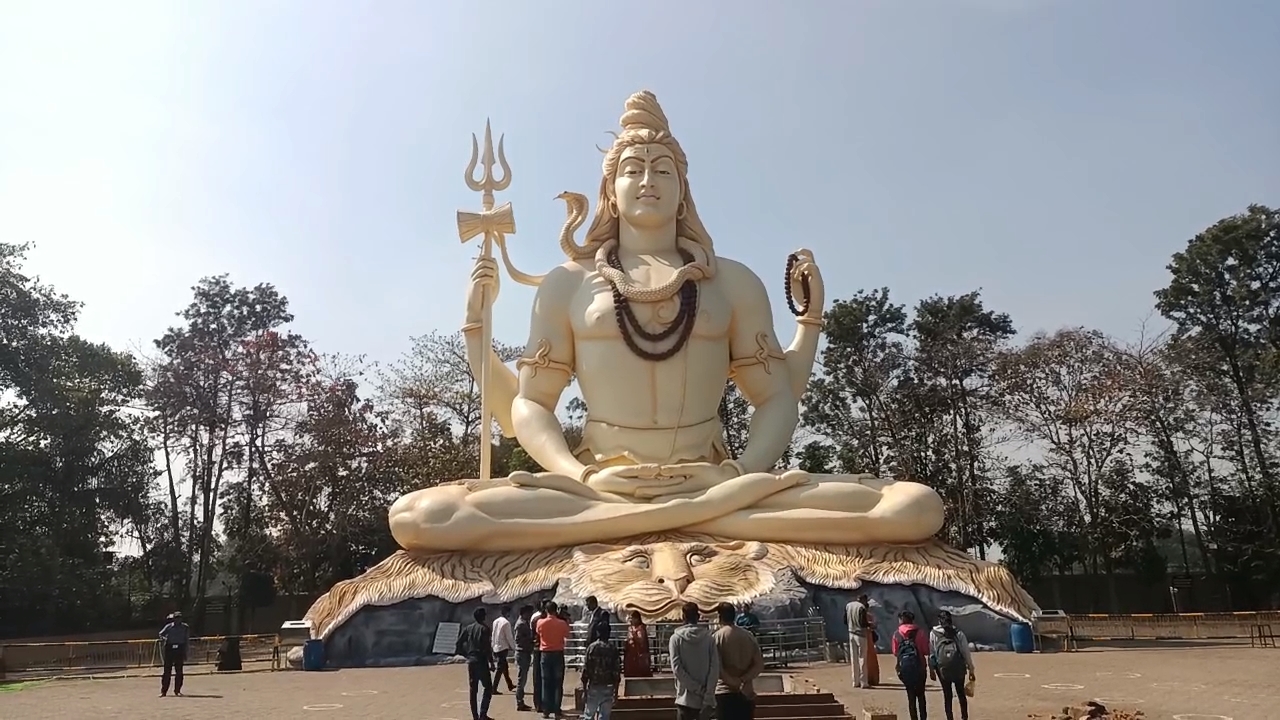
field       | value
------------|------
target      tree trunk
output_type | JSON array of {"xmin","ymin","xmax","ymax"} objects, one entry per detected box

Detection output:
[
  {"xmin": 1104, "ymin": 560, "xmax": 1121, "ymax": 614},
  {"xmin": 1187, "ymin": 492, "xmax": 1214, "ymax": 574}
]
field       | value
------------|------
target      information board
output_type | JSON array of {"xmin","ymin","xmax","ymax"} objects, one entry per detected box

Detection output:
[{"xmin": 433, "ymin": 621, "xmax": 461, "ymax": 655}]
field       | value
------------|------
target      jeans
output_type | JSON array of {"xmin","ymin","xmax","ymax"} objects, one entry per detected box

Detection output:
[
  {"xmin": 160, "ymin": 644, "xmax": 185, "ymax": 695},
  {"xmin": 582, "ymin": 684, "xmax": 616, "ymax": 720},
  {"xmin": 532, "ymin": 650, "xmax": 542, "ymax": 711},
  {"xmin": 493, "ymin": 649, "xmax": 514, "ymax": 689},
  {"xmin": 716, "ymin": 691, "xmax": 755, "ymax": 720},
  {"xmin": 848, "ymin": 631, "xmax": 867, "ymax": 687},
  {"xmin": 539, "ymin": 650, "xmax": 565, "ymax": 716},
  {"xmin": 939, "ymin": 677, "xmax": 968, "ymax": 720},
  {"xmin": 467, "ymin": 660, "xmax": 495, "ymax": 720},
  {"xmin": 516, "ymin": 650, "xmax": 533, "ymax": 706},
  {"xmin": 901, "ymin": 673, "xmax": 927, "ymax": 720}
]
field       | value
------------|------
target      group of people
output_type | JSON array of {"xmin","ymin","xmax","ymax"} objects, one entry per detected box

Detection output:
[
  {"xmin": 454, "ymin": 599, "xmax": 574, "ymax": 720},
  {"xmin": 456, "ymin": 595, "xmax": 978, "ymax": 720},
  {"xmin": 454, "ymin": 596, "xmax": 638, "ymax": 720},
  {"xmin": 846, "ymin": 594, "xmax": 978, "ymax": 720},
  {"xmin": 454, "ymin": 599, "xmax": 765, "ymax": 720}
]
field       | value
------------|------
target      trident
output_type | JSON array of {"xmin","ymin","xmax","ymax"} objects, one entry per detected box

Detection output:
[{"xmin": 457, "ymin": 120, "xmax": 514, "ymax": 483}]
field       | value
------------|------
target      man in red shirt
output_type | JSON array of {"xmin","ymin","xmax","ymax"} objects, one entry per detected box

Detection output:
[
  {"xmin": 890, "ymin": 611, "xmax": 930, "ymax": 720},
  {"xmin": 535, "ymin": 601, "xmax": 572, "ymax": 719}
]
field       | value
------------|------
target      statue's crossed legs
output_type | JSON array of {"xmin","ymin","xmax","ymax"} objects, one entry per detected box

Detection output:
[{"xmin": 388, "ymin": 470, "xmax": 944, "ymax": 553}]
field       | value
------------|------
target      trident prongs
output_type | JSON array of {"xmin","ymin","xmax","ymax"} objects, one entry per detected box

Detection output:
[{"xmin": 465, "ymin": 119, "xmax": 512, "ymax": 211}]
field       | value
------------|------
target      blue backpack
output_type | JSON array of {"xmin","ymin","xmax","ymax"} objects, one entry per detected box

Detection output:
[{"xmin": 894, "ymin": 628, "xmax": 924, "ymax": 680}]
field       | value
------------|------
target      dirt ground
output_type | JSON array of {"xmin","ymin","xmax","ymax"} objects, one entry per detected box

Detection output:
[{"xmin": 0, "ymin": 644, "xmax": 1272, "ymax": 720}]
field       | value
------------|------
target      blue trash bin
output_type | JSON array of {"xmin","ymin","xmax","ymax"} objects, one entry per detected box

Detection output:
[
  {"xmin": 302, "ymin": 638, "xmax": 326, "ymax": 670},
  {"xmin": 1010, "ymin": 621, "xmax": 1034, "ymax": 653}
]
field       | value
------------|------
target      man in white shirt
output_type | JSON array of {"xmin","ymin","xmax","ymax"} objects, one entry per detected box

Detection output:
[
  {"xmin": 492, "ymin": 605, "xmax": 518, "ymax": 693},
  {"xmin": 845, "ymin": 594, "xmax": 871, "ymax": 689}
]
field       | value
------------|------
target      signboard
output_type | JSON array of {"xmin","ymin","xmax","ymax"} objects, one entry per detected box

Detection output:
[
  {"xmin": 1171, "ymin": 574, "xmax": 1193, "ymax": 589},
  {"xmin": 432, "ymin": 621, "xmax": 461, "ymax": 655}
]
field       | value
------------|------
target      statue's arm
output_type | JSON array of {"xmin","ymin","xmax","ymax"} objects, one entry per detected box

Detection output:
[
  {"xmin": 510, "ymin": 265, "xmax": 589, "ymax": 479},
  {"xmin": 784, "ymin": 321, "xmax": 821, "ymax": 402},
  {"xmin": 783, "ymin": 250, "xmax": 825, "ymax": 401},
  {"xmin": 722, "ymin": 259, "xmax": 800, "ymax": 473},
  {"xmin": 463, "ymin": 331, "xmax": 519, "ymax": 438},
  {"xmin": 462, "ymin": 258, "xmax": 519, "ymax": 438}
]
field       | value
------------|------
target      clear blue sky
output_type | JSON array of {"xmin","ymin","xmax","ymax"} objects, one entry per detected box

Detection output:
[{"xmin": 2, "ymin": 0, "xmax": 1277, "ymax": 367}]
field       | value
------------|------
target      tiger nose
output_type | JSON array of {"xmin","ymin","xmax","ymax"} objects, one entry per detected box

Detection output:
[{"xmin": 657, "ymin": 573, "xmax": 691, "ymax": 594}]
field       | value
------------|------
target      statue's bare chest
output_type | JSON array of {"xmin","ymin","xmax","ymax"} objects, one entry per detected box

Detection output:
[{"xmin": 570, "ymin": 273, "xmax": 732, "ymax": 341}]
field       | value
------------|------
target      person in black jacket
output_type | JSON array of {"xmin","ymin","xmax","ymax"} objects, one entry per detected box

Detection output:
[
  {"xmin": 456, "ymin": 607, "xmax": 496, "ymax": 720},
  {"xmin": 584, "ymin": 596, "xmax": 611, "ymax": 646}
]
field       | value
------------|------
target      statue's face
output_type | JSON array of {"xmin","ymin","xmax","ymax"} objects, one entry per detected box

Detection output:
[{"xmin": 613, "ymin": 143, "xmax": 681, "ymax": 230}]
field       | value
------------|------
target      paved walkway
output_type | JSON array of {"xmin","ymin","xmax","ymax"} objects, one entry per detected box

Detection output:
[{"xmin": 0, "ymin": 646, "xmax": 1274, "ymax": 720}]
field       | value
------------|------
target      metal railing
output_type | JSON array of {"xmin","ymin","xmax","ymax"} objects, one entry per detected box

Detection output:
[
  {"xmin": 565, "ymin": 617, "xmax": 827, "ymax": 669},
  {"xmin": 1031, "ymin": 610, "xmax": 1280, "ymax": 649},
  {"xmin": 0, "ymin": 634, "xmax": 279, "ymax": 679}
]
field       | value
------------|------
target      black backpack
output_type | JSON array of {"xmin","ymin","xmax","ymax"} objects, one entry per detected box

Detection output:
[
  {"xmin": 935, "ymin": 627, "xmax": 966, "ymax": 681},
  {"xmin": 894, "ymin": 628, "xmax": 924, "ymax": 679}
]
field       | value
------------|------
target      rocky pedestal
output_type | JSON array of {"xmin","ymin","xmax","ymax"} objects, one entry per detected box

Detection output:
[
  {"xmin": 321, "ymin": 579, "xmax": 1015, "ymax": 668},
  {"xmin": 307, "ymin": 534, "xmax": 1033, "ymax": 667}
]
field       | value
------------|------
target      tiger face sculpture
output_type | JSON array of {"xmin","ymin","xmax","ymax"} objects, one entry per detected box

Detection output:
[{"xmin": 565, "ymin": 539, "xmax": 784, "ymax": 619}]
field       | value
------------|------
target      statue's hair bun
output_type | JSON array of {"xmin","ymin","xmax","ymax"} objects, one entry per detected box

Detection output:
[{"xmin": 619, "ymin": 90, "xmax": 671, "ymax": 135}]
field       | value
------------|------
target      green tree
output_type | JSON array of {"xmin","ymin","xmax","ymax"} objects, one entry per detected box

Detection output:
[
  {"xmin": 265, "ymin": 367, "xmax": 402, "ymax": 594},
  {"xmin": 1118, "ymin": 330, "xmax": 1220, "ymax": 575},
  {"xmin": 145, "ymin": 275, "xmax": 297, "ymax": 628},
  {"xmin": 0, "ymin": 243, "xmax": 154, "ymax": 636},
  {"xmin": 990, "ymin": 464, "xmax": 1082, "ymax": 593},
  {"xmin": 802, "ymin": 288, "xmax": 910, "ymax": 474},
  {"xmin": 378, "ymin": 331, "xmax": 522, "ymax": 485},
  {"xmin": 991, "ymin": 328, "xmax": 1161, "ymax": 609},
  {"xmin": 899, "ymin": 291, "xmax": 1013, "ymax": 554},
  {"xmin": 1154, "ymin": 204, "xmax": 1279, "ymax": 560},
  {"xmin": 795, "ymin": 440, "xmax": 835, "ymax": 474}
]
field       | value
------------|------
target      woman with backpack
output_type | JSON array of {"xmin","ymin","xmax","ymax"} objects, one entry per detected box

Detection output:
[
  {"xmin": 928, "ymin": 611, "xmax": 975, "ymax": 720},
  {"xmin": 890, "ymin": 611, "xmax": 929, "ymax": 720}
]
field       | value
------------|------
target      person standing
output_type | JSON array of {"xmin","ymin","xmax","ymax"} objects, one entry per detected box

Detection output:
[
  {"xmin": 492, "ymin": 605, "xmax": 517, "ymax": 694},
  {"xmin": 623, "ymin": 610, "xmax": 652, "ymax": 678},
  {"xmin": 669, "ymin": 602, "xmax": 720, "ymax": 720},
  {"xmin": 158, "ymin": 611, "xmax": 189, "ymax": 697},
  {"xmin": 456, "ymin": 607, "xmax": 496, "ymax": 720},
  {"xmin": 734, "ymin": 604, "xmax": 761, "ymax": 634},
  {"xmin": 580, "ymin": 623, "xmax": 621, "ymax": 720},
  {"xmin": 713, "ymin": 603, "xmax": 764, "ymax": 720},
  {"xmin": 845, "ymin": 594, "xmax": 871, "ymax": 689},
  {"xmin": 514, "ymin": 605, "xmax": 536, "ymax": 711},
  {"xmin": 531, "ymin": 598, "xmax": 550, "ymax": 714},
  {"xmin": 536, "ymin": 601, "xmax": 572, "ymax": 719},
  {"xmin": 891, "ymin": 611, "xmax": 930, "ymax": 720},
  {"xmin": 584, "ymin": 595, "xmax": 611, "ymax": 646},
  {"xmin": 928, "ymin": 611, "xmax": 975, "ymax": 720}
]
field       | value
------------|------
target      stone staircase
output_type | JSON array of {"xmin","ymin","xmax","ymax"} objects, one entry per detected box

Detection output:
[{"xmin": 600, "ymin": 674, "xmax": 857, "ymax": 720}]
